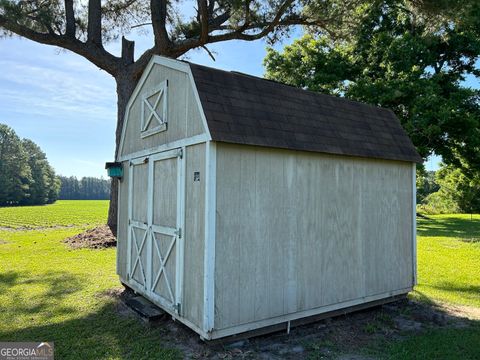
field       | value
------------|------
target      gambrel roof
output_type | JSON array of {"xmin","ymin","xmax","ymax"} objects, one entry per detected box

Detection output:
[{"xmin": 189, "ymin": 63, "xmax": 423, "ymax": 163}]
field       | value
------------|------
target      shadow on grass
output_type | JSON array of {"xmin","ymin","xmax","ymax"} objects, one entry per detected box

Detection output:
[
  {"xmin": 430, "ymin": 282, "xmax": 480, "ymax": 300},
  {"xmin": 1, "ymin": 288, "xmax": 479, "ymax": 360},
  {"xmin": 0, "ymin": 270, "xmax": 85, "ymax": 316},
  {"xmin": 0, "ymin": 302, "xmax": 180, "ymax": 360},
  {"xmin": 417, "ymin": 217, "xmax": 480, "ymax": 240},
  {"xmin": 0, "ymin": 271, "xmax": 180, "ymax": 359}
]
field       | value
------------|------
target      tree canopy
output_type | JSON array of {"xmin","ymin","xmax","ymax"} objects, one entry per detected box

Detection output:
[
  {"xmin": 2, "ymin": 0, "xmax": 477, "ymax": 230},
  {"xmin": 264, "ymin": 0, "xmax": 480, "ymax": 169},
  {"xmin": 0, "ymin": 124, "xmax": 60, "ymax": 206}
]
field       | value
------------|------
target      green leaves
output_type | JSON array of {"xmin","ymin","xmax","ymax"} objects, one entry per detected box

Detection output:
[
  {"xmin": 264, "ymin": 0, "xmax": 480, "ymax": 170},
  {"xmin": 0, "ymin": 123, "xmax": 59, "ymax": 206}
]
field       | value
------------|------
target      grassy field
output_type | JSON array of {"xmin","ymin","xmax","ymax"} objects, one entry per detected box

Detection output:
[
  {"xmin": 414, "ymin": 214, "xmax": 480, "ymax": 308},
  {"xmin": 0, "ymin": 201, "xmax": 180, "ymax": 359},
  {"xmin": 380, "ymin": 214, "xmax": 480, "ymax": 360},
  {"xmin": 0, "ymin": 201, "xmax": 479, "ymax": 359},
  {"xmin": 0, "ymin": 200, "xmax": 108, "ymax": 229}
]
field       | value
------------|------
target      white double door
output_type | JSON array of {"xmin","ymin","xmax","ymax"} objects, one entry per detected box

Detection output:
[{"xmin": 127, "ymin": 148, "xmax": 184, "ymax": 314}]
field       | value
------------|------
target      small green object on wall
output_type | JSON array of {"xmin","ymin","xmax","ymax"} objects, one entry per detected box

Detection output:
[{"xmin": 105, "ymin": 162, "xmax": 123, "ymax": 179}]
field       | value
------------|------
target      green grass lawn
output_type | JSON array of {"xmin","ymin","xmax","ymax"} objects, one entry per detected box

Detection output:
[
  {"xmin": 0, "ymin": 201, "xmax": 479, "ymax": 359},
  {"xmin": 0, "ymin": 200, "xmax": 180, "ymax": 359},
  {"xmin": 414, "ymin": 214, "xmax": 480, "ymax": 308},
  {"xmin": 379, "ymin": 214, "xmax": 480, "ymax": 360}
]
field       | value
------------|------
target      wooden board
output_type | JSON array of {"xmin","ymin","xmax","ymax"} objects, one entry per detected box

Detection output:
[
  {"xmin": 120, "ymin": 63, "xmax": 206, "ymax": 158},
  {"xmin": 182, "ymin": 143, "xmax": 206, "ymax": 328},
  {"xmin": 214, "ymin": 144, "xmax": 414, "ymax": 330}
]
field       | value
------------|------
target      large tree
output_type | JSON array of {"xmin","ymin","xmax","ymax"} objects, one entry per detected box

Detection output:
[
  {"xmin": 0, "ymin": 0, "xmax": 371, "ymax": 233},
  {"xmin": 21, "ymin": 139, "xmax": 60, "ymax": 205},
  {"xmin": 0, "ymin": 124, "xmax": 60, "ymax": 206},
  {"xmin": 264, "ymin": 0, "xmax": 480, "ymax": 170},
  {"xmin": 0, "ymin": 124, "xmax": 31, "ymax": 205},
  {"xmin": 0, "ymin": 0, "xmax": 471, "ymax": 231}
]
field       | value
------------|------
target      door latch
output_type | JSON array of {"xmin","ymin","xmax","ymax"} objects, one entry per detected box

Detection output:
[{"xmin": 175, "ymin": 228, "xmax": 182, "ymax": 238}]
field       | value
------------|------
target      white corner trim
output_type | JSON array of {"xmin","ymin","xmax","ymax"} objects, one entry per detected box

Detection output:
[
  {"xmin": 203, "ymin": 141, "xmax": 216, "ymax": 332},
  {"xmin": 412, "ymin": 162, "xmax": 417, "ymax": 286}
]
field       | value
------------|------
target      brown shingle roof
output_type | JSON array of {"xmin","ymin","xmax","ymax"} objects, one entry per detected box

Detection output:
[{"xmin": 189, "ymin": 63, "xmax": 423, "ymax": 163}]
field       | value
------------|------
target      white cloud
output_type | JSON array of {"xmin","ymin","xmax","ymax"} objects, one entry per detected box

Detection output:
[{"xmin": 0, "ymin": 57, "xmax": 116, "ymax": 122}]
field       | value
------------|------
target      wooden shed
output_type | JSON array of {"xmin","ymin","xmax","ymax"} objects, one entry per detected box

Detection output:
[{"xmin": 115, "ymin": 55, "xmax": 422, "ymax": 340}]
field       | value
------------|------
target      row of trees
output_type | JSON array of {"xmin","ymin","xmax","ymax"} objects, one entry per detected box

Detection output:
[
  {"xmin": 0, "ymin": 124, "xmax": 111, "ymax": 205},
  {"xmin": 0, "ymin": 124, "xmax": 60, "ymax": 206},
  {"xmin": 59, "ymin": 176, "xmax": 110, "ymax": 200}
]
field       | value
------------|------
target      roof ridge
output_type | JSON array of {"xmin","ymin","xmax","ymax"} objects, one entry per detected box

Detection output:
[{"xmin": 188, "ymin": 62, "xmax": 389, "ymax": 114}]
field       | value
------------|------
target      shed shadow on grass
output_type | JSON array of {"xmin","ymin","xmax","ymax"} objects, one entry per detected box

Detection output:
[
  {"xmin": 417, "ymin": 217, "xmax": 480, "ymax": 240},
  {"xmin": 0, "ymin": 288, "xmax": 479, "ymax": 359},
  {"xmin": 0, "ymin": 299, "xmax": 181, "ymax": 359},
  {"xmin": 0, "ymin": 270, "xmax": 84, "ymax": 316}
]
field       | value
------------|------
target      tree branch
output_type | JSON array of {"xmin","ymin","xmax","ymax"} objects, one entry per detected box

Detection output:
[
  {"xmin": 151, "ymin": 0, "xmax": 170, "ymax": 51},
  {"xmin": 130, "ymin": 47, "xmax": 155, "ymax": 79},
  {"xmin": 87, "ymin": 0, "xmax": 102, "ymax": 45},
  {"xmin": 64, "ymin": 0, "xmax": 75, "ymax": 37},
  {"xmin": 209, "ymin": 11, "xmax": 230, "ymax": 31},
  {"xmin": 198, "ymin": 0, "xmax": 209, "ymax": 43},
  {"xmin": 172, "ymin": 0, "xmax": 296, "ymax": 53},
  {"xmin": 121, "ymin": 36, "xmax": 135, "ymax": 65},
  {"xmin": 0, "ymin": 15, "xmax": 119, "ymax": 75}
]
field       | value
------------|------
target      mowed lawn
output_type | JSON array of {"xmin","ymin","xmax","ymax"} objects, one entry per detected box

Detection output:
[
  {"xmin": 383, "ymin": 215, "xmax": 480, "ymax": 360},
  {"xmin": 0, "ymin": 201, "xmax": 479, "ymax": 359},
  {"xmin": 0, "ymin": 200, "xmax": 180, "ymax": 359},
  {"xmin": 415, "ymin": 214, "xmax": 480, "ymax": 308}
]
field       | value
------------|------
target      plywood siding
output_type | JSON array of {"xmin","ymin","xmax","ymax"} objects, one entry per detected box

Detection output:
[
  {"xmin": 117, "ymin": 161, "xmax": 130, "ymax": 280},
  {"xmin": 214, "ymin": 144, "xmax": 414, "ymax": 330},
  {"xmin": 182, "ymin": 143, "xmax": 206, "ymax": 328},
  {"xmin": 120, "ymin": 63, "xmax": 206, "ymax": 158}
]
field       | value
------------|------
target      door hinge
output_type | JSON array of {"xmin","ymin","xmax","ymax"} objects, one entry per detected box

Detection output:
[
  {"xmin": 173, "ymin": 303, "xmax": 181, "ymax": 315},
  {"xmin": 178, "ymin": 148, "xmax": 183, "ymax": 159}
]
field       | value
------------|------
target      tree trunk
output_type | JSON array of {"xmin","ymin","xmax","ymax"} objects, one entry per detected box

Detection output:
[{"xmin": 107, "ymin": 71, "xmax": 137, "ymax": 236}]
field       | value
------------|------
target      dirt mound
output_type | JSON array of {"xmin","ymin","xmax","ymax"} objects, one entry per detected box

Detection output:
[{"xmin": 64, "ymin": 225, "xmax": 116, "ymax": 249}]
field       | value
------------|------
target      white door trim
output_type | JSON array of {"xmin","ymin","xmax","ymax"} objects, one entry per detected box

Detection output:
[{"xmin": 127, "ymin": 147, "xmax": 185, "ymax": 314}]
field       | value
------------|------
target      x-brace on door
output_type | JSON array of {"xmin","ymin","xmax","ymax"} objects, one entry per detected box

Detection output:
[{"xmin": 127, "ymin": 148, "xmax": 184, "ymax": 315}]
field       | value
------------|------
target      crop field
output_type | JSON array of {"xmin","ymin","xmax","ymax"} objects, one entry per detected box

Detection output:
[
  {"xmin": 0, "ymin": 201, "xmax": 478, "ymax": 359},
  {"xmin": 0, "ymin": 200, "xmax": 109, "ymax": 229}
]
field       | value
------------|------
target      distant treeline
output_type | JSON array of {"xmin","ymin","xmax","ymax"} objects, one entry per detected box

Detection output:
[
  {"xmin": 0, "ymin": 124, "xmax": 60, "ymax": 206},
  {"xmin": 59, "ymin": 176, "xmax": 111, "ymax": 200}
]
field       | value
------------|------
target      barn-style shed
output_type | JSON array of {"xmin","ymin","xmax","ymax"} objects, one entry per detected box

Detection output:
[{"xmin": 115, "ymin": 55, "xmax": 422, "ymax": 340}]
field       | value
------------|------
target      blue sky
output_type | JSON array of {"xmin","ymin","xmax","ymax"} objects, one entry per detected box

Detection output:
[
  {"xmin": 0, "ymin": 30, "xmax": 455, "ymax": 177},
  {"xmin": 0, "ymin": 35, "xmax": 278, "ymax": 177}
]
